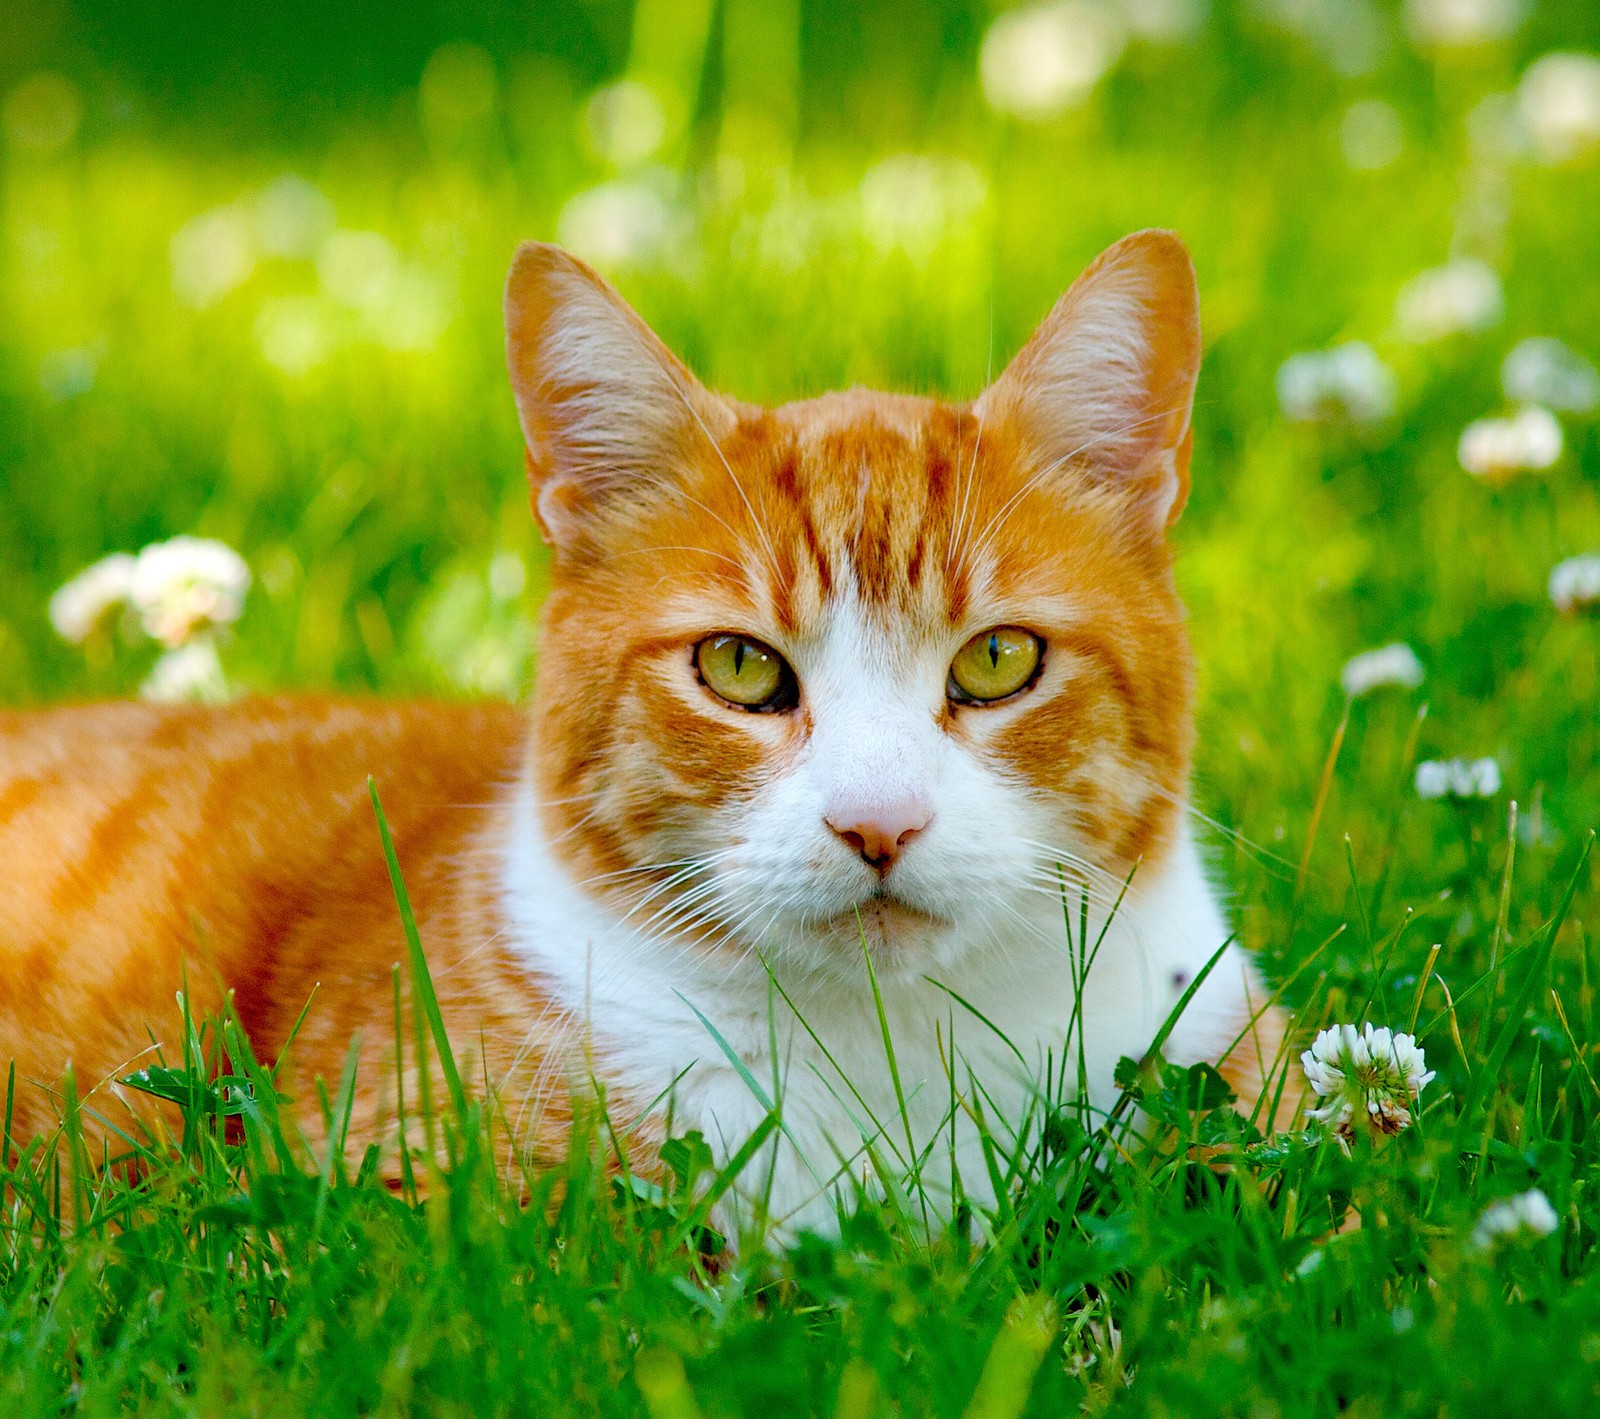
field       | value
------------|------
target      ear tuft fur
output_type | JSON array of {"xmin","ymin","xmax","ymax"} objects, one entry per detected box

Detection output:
[{"xmin": 504, "ymin": 243, "xmax": 732, "ymax": 549}]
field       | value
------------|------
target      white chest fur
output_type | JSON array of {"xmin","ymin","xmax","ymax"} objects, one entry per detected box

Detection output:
[{"xmin": 499, "ymin": 789, "xmax": 1262, "ymax": 1239}]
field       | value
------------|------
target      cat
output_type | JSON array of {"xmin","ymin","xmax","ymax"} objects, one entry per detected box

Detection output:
[{"xmin": 0, "ymin": 230, "xmax": 1290, "ymax": 1237}]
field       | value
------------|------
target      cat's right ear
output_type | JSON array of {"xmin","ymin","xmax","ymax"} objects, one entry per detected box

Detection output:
[{"xmin": 504, "ymin": 243, "xmax": 733, "ymax": 551}]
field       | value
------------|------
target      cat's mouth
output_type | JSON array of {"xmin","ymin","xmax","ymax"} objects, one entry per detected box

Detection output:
[{"xmin": 817, "ymin": 892, "xmax": 952, "ymax": 948}]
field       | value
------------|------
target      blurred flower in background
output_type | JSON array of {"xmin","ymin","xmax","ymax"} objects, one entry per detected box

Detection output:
[
  {"xmin": 586, "ymin": 80, "xmax": 668, "ymax": 168},
  {"xmin": 1277, "ymin": 342, "xmax": 1397, "ymax": 424},
  {"xmin": 1472, "ymin": 1188, "xmax": 1559, "ymax": 1250},
  {"xmin": 1517, "ymin": 53, "xmax": 1600, "ymax": 165},
  {"xmin": 49, "ymin": 553, "xmax": 137, "ymax": 644},
  {"xmin": 128, "ymin": 537, "xmax": 251, "ymax": 648},
  {"xmin": 980, "ymin": 1, "xmax": 1127, "ymax": 120},
  {"xmin": 252, "ymin": 175, "xmax": 337, "ymax": 259},
  {"xmin": 1403, "ymin": 0, "xmax": 1524, "ymax": 48},
  {"xmin": 1457, "ymin": 405, "xmax": 1562, "ymax": 480},
  {"xmin": 557, "ymin": 175, "xmax": 679, "ymax": 269},
  {"xmin": 170, "ymin": 206, "xmax": 258, "ymax": 309},
  {"xmin": 1340, "ymin": 642, "xmax": 1425, "ymax": 698},
  {"xmin": 50, "ymin": 537, "xmax": 251, "ymax": 702},
  {"xmin": 1548, "ymin": 553, "xmax": 1600, "ymax": 616},
  {"xmin": 1415, "ymin": 756, "xmax": 1502, "ymax": 800},
  {"xmin": 141, "ymin": 639, "xmax": 230, "ymax": 704},
  {"xmin": 1394, "ymin": 258, "xmax": 1502, "ymax": 342},
  {"xmin": 1500, "ymin": 338, "xmax": 1600, "ymax": 414},
  {"xmin": 858, "ymin": 155, "xmax": 987, "ymax": 261}
]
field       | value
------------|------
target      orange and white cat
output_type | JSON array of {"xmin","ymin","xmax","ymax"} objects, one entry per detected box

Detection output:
[{"xmin": 0, "ymin": 230, "xmax": 1287, "ymax": 1234}]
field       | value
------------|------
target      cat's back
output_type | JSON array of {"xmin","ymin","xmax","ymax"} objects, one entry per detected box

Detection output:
[{"xmin": 0, "ymin": 696, "xmax": 527, "ymax": 1139}]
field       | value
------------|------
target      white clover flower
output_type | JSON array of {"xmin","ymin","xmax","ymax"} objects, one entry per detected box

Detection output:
[
  {"xmin": 49, "ymin": 552, "xmax": 136, "ymax": 643},
  {"xmin": 256, "ymin": 295, "xmax": 339, "ymax": 374},
  {"xmin": 859, "ymin": 155, "xmax": 987, "ymax": 259},
  {"xmin": 1341, "ymin": 643, "xmax": 1425, "ymax": 698},
  {"xmin": 1472, "ymin": 1188, "xmax": 1559, "ymax": 1249},
  {"xmin": 1395, "ymin": 258, "xmax": 1503, "ymax": 343},
  {"xmin": 129, "ymin": 536, "xmax": 251, "ymax": 648},
  {"xmin": 140, "ymin": 638, "xmax": 230, "ymax": 705},
  {"xmin": 252, "ymin": 174, "xmax": 335, "ymax": 259},
  {"xmin": 1458, "ymin": 405, "xmax": 1563, "ymax": 481},
  {"xmin": 1518, "ymin": 53, "xmax": 1600, "ymax": 165},
  {"xmin": 170, "ymin": 206, "xmax": 257, "ymax": 309},
  {"xmin": 1549, "ymin": 553, "xmax": 1600, "ymax": 615},
  {"xmin": 979, "ymin": 1, "xmax": 1127, "ymax": 120},
  {"xmin": 585, "ymin": 80, "xmax": 668, "ymax": 168},
  {"xmin": 1277, "ymin": 342, "xmax": 1397, "ymax": 425},
  {"xmin": 1415, "ymin": 756, "xmax": 1502, "ymax": 800},
  {"xmin": 1119, "ymin": 0, "xmax": 1207, "ymax": 42},
  {"xmin": 1403, "ymin": 0, "xmax": 1524, "ymax": 47},
  {"xmin": 1501, "ymin": 338, "xmax": 1600, "ymax": 414},
  {"xmin": 1301, "ymin": 1023, "xmax": 1436, "ymax": 1142},
  {"xmin": 556, "ymin": 176, "xmax": 677, "ymax": 269}
]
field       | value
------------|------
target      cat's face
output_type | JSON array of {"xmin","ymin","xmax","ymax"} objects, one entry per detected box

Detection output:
[{"xmin": 506, "ymin": 233, "xmax": 1202, "ymax": 975}]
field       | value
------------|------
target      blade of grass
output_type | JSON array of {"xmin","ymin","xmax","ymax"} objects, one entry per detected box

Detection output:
[{"xmin": 369, "ymin": 778, "xmax": 466, "ymax": 1120}]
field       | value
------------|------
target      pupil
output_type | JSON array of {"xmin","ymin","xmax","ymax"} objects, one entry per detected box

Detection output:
[
  {"xmin": 733, "ymin": 640, "xmax": 746, "ymax": 675},
  {"xmin": 987, "ymin": 634, "xmax": 1000, "ymax": 669}
]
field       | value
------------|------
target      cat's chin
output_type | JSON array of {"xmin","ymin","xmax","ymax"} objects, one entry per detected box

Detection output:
[{"xmin": 814, "ymin": 894, "xmax": 953, "ymax": 954}]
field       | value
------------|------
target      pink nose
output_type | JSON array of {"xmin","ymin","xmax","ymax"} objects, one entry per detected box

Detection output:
[{"xmin": 825, "ymin": 803, "xmax": 932, "ymax": 876}]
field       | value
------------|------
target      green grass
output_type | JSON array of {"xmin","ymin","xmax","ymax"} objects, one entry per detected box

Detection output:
[{"xmin": 4, "ymin": 1, "xmax": 1600, "ymax": 1413}]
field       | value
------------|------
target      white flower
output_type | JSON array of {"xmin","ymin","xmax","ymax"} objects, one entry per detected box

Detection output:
[
  {"xmin": 1458, "ymin": 406, "xmax": 1563, "ymax": 481},
  {"xmin": 1472, "ymin": 1188, "xmax": 1559, "ymax": 1249},
  {"xmin": 140, "ymin": 638, "xmax": 230, "ymax": 705},
  {"xmin": 317, "ymin": 230, "xmax": 401, "ymax": 315},
  {"xmin": 556, "ymin": 176, "xmax": 677, "ymax": 269},
  {"xmin": 1415, "ymin": 756, "xmax": 1502, "ymax": 800},
  {"xmin": 1277, "ymin": 342, "xmax": 1397, "ymax": 424},
  {"xmin": 859, "ymin": 155, "xmax": 987, "ymax": 259},
  {"xmin": 256, "ymin": 295, "xmax": 339, "ymax": 374},
  {"xmin": 1119, "ymin": 0, "xmax": 1207, "ymax": 42},
  {"xmin": 1501, "ymin": 338, "xmax": 1600, "ymax": 414},
  {"xmin": 129, "ymin": 536, "xmax": 251, "ymax": 648},
  {"xmin": 1341, "ymin": 643, "xmax": 1425, "ymax": 698},
  {"xmin": 1403, "ymin": 0, "xmax": 1524, "ymax": 47},
  {"xmin": 1395, "ymin": 258, "xmax": 1503, "ymax": 342},
  {"xmin": 979, "ymin": 1, "xmax": 1127, "ymax": 120},
  {"xmin": 585, "ymin": 80, "xmax": 667, "ymax": 168},
  {"xmin": 49, "ymin": 552, "xmax": 135, "ymax": 642},
  {"xmin": 252, "ymin": 174, "xmax": 336, "ymax": 259},
  {"xmin": 1301, "ymin": 1023, "xmax": 1436, "ymax": 1142},
  {"xmin": 1518, "ymin": 53, "xmax": 1600, "ymax": 165},
  {"xmin": 1549, "ymin": 553, "xmax": 1600, "ymax": 615},
  {"xmin": 170, "ymin": 206, "xmax": 257, "ymax": 309}
]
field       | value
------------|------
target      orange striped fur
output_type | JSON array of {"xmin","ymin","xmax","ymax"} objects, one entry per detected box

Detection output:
[{"xmin": 2, "ymin": 232, "xmax": 1291, "ymax": 1218}]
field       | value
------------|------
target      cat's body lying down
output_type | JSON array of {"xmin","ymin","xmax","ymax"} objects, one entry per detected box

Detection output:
[{"xmin": 1, "ymin": 231, "xmax": 1289, "ymax": 1235}]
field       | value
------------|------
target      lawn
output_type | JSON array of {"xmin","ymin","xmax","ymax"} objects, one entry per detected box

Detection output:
[{"xmin": 3, "ymin": 0, "xmax": 1600, "ymax": 1414}]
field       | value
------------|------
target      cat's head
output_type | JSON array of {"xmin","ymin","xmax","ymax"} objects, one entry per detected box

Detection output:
[{"xmin": 505, "ymin": 232, "xmax": 1202, "ymax": 975}]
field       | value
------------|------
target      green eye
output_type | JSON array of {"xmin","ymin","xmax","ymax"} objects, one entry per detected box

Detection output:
[
  {"xmin": 696, "ymin": 634, "xmax": 795, "ymax": 711},
  {"xmin": 948, "ymin": 627, "xmax": 1042, "ymax": 704}
]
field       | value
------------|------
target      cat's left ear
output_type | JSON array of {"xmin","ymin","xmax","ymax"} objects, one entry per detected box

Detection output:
[{"xmin": 975, "ymin": 230, "xmax": 1202, "ymax": 529}]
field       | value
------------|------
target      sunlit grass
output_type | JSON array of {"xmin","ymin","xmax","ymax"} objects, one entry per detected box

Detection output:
[{"xmin": 4, "ymin": 2, "xmax": 1600, "ymax": 1413}]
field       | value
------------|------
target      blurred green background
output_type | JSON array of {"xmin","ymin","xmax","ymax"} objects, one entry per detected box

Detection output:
[{"xmin": 3, "ymin": 0, "xmax": 1598, "ymax": 976}]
